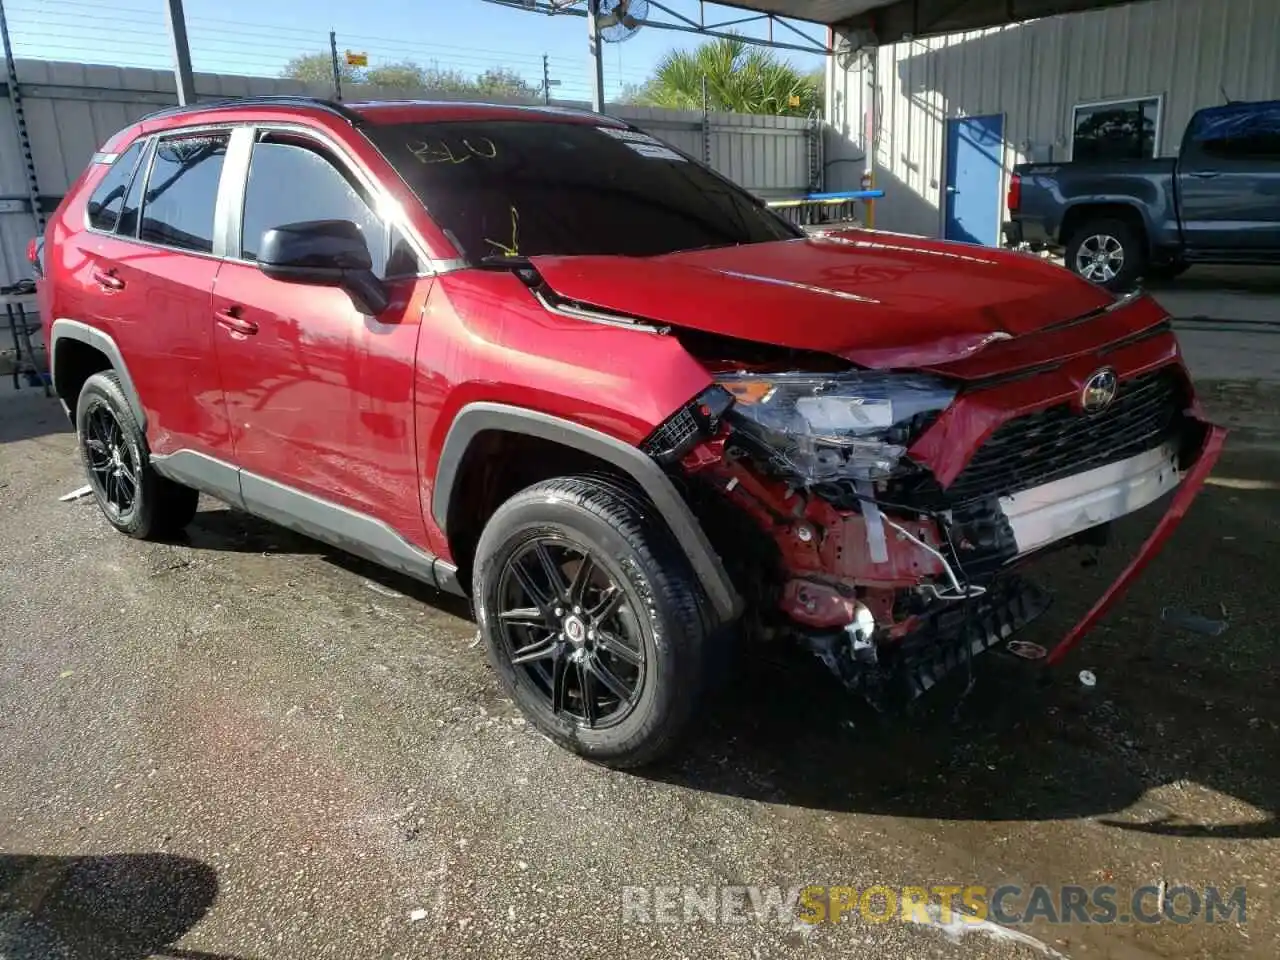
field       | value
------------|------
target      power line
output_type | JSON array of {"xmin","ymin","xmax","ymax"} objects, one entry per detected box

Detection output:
[{"xmin": 5, "ymin": 0, "xmax": 656, "ymax": 99}]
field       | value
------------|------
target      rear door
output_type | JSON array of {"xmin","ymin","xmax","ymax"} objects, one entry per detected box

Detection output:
[
  {"xmin": 1177, "ymin": 102, "xmax": 1280, "ymax": 254},
  {"xmin": 78, "ymin": 129, "xmax": 235, "ymax": 458},
  {"xmin": 210, "ymin": 125, "xmax": 432, "ymax": 541}
]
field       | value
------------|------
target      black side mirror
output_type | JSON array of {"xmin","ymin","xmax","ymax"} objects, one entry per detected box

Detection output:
[{"xmin": 257, "ymin": 219, "xmax": 389, "ymax": 315}]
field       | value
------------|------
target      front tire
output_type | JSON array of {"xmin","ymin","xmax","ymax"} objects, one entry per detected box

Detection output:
[
  {"xmin": 1065, "ymin": 217, "xmax": 1145, "ymax": 291},
  {"xmin": 76, "ymin": 371, "xmax": 199, "ymax": 540},
  {"xmin": 473, "ymin": 476, "xmax": 709, "ymax": 768}
]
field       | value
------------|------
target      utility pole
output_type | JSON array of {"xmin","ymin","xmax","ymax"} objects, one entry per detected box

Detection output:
[
  {"xmin": 542, "ymin": 53, "xmax": 551, "ymax": 106},
  {"xmin": 329, "ymin": 31, "xmax": 342, "ymax": 101},
  {"xmin": 586, "ymin": 0, "xmax": 605, "ymax": 114},
  {"xmin": 163, "ymin": 0, "xmax": 196, "ymax": 105}
]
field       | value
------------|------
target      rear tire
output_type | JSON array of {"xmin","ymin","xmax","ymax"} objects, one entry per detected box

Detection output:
[
  {"xmin": 1065, "ymin": 217, "xmax": 1145, "ymax": 291},
  {"xmin": 76, "ymin": 371, "xmax": 199, "ymax": 540},
  {"xmin": 473, "ymin": 475, "xmax": 710, "ymax": 768}
]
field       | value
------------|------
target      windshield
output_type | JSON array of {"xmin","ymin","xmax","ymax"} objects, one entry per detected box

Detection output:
[{"xmin": 364, "ymin": 119, "xmax": 800, "ymax": 261}]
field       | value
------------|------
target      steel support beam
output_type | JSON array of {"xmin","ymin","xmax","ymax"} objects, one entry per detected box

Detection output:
[
  {"xmin": 163, "ymin": 0, "xmax": 196, "ymax": 105},
  {"xmin": 587, "ymin": 0, "xmax": 605, "ymax": 113},
  {"xmin": 481, "ymin": 0, "xmax": 830, "ymax": 55}
]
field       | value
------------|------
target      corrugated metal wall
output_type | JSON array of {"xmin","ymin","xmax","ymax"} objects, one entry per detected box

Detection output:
[
  {"xmin": 0, "ymin": 59, "xmax": 814, "ymax": 289},
  {"xmin": 826, "ymin": 0, "xmax": 1280, "ymax": 239}
]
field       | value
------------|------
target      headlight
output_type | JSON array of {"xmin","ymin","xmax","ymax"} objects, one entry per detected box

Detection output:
[{"xmin": 716, "ymin": 371, "xmax": 955, "ymax": 482}]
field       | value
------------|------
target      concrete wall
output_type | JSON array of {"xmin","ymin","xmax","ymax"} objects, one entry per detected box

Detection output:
[
  {"xmin": 0, "ymin": 58, "xmax": 816, "ymax": 287},
  {"xmin": 826, "ymin": 0, "xmax": 1280, "ymax": 239}
]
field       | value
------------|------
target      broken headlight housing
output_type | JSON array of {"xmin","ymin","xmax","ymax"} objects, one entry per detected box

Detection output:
[{"xmin": 717, "ymin": 371, "xmax": 955, "ymax": 482}]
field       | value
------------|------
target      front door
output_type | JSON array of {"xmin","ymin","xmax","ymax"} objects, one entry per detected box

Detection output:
[
  {"xmin": 944, "ymin": 115, "xmax": 1005, "ymax": 246},
  {"xmin": 1178, "ymin": 102, "xmax": 1280, "ymax": 254},
  {"xmin": 211, "ymin": 127, "xmax": 431, "ymax": 542}
]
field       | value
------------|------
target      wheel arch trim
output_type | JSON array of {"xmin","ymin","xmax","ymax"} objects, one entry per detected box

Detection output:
[
  {"xmin": 1060, "ymin": 200, "xmax": 1153, "ymax": 253},
  {"xmin": 432, "ymin": 402, "xmax": 742, "ymax": 623},
  {"xmin": 50, "ymin": 318, "xmax": 147, "ymax": 430}
]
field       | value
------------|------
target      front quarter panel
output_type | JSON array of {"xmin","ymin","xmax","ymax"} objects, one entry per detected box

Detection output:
[{"xmin": 414, "ymin": 270, "xmax": 715, "ymax": 557}]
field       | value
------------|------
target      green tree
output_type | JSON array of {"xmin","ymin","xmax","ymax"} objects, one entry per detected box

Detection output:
[
  {"xmin": 281, "ymin": 52, "xmax": 356, "ymax": 85},
  {"xmin": 365, "ymin": 60, "xmax": 430, "ymax": 88},
  {"xmin": 420, "ymin": 67, "xmax": 482, "ymax": 95},
  {"xmin": 281, "ymin": 52, "xmax": 539, "ymax": 101},
  {"xmin": 637, "ymin": 37, "xmax": 820, "ymax": 116},
  {"xmin": 474, "ymin": 67, "xmax": 538, "ymax": 100}
]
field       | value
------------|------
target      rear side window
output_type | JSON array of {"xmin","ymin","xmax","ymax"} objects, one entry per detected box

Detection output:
[
  {"xmin": 116, "ymin": 139, "xmax": 153, "ymax": 238},
  {"xmin": 86, "ymin": 141, "xmax": 144, "ymax": 232},
  {"xmin": 1191, "ymin": 103, "xmax": 1280, "ymax": 160},
  {"xmin": 240, "ymin": 137, "xmax": 391, "ymax": 275},
  {"xmin": 139, "ymin": 133, "xmax": 229, "ymax": 253}
]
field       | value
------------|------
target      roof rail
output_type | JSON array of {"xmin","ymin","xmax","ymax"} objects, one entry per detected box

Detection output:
[{"xmin": 140, "ymin": 96, "xmax": 365, "ymax": 125}]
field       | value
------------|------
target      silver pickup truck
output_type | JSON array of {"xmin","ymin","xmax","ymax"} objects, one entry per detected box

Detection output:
[{"xmin": 1004, "ymin": 99, "xmax": 1280, "ymax": 290}]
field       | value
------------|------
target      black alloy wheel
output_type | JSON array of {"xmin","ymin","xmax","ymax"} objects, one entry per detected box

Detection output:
[
  {"xmin": 473, "ymin": 475, "xmax": 712, "ymax": 767},
  {"xmin": 495, "ymin": 537, "xmax": 646, "ymax": 729},
  {"xmin": 82, "ymin": 400, "xmax": 139, "ymax": 521},
  {"xmin": 75, "ymin": 370, "xmax": 200, "ymax": 540}
]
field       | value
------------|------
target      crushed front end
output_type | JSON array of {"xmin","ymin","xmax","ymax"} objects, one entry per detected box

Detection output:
[{"xmin": 647, "ymin": 297, "xmax": 1225, "ymax": 707}]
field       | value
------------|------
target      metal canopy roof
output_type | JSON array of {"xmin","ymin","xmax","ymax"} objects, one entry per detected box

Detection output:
[{"xmin": 704, "ymin": 0, "xmax": 1143, "ymax": 40}]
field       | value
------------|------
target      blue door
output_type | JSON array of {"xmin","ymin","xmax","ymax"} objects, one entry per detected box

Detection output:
[{"xmin": 944, "ymin": 114, "xmax": 1004, "ymax": 245}]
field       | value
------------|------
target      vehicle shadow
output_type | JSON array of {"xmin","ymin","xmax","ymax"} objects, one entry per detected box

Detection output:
[
  {"xmin": 660, "ymin": 647, "xmax": 1277, "ymax": 837},
  {"xmin": 0, "ymin": 384, "xmax": 70, "ymax": 446},
  {"xmin": 0, "ymin": 852, "xmax": 248, "ymax": 960},
  {"xmin": 181, "ymin": 506, "xmax": 473, "ymax": 621},
  {"xmin": 653, "ymin": 454, "xmax": 1280, "ymax": 837}
]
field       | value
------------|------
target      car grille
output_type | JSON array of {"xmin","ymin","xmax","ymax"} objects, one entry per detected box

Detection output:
[{"xmin": 944, "ymin": 367, "xmax": 1182, "ymax": 504}]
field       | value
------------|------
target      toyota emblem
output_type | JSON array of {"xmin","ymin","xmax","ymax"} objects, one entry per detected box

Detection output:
[{"xmin": 1081, "ymin": 367, "xmax": 1118, "ymax": 414}]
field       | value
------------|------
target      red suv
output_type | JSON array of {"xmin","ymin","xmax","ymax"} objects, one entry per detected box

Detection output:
[{"xmin": 38, "ymin": 97, "xmax": 1224, "ymax": 766}]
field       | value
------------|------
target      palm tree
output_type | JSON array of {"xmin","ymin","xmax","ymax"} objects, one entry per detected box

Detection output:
[{"xmin": 637, "ymin": 37, "xmax": 821, "ymax": 116}]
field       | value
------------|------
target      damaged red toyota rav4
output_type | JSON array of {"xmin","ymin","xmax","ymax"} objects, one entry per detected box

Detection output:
[{"xmin": 38, "ymin": 98, "xmax": 1225, "ymax": 767}]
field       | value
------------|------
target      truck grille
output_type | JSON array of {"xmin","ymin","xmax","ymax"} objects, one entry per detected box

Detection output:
[{"xmin": 944, "ymin": 367, "xmax": 1182, "ymax": 503}]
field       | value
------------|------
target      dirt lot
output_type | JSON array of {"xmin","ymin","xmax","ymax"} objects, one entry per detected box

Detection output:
[{"xmin": 1, "ymin": 382, "xmax": 1277, "ymax": 960}]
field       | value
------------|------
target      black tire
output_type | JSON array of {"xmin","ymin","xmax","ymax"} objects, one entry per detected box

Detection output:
[
  {"xmin": 76, "ymin": 371, "xmax": 199, "ymax": 540},
  {"xmin": 473, "ymin": 475, "xmax": 709, "ymax": 768},
  {"xmin": 1064, "ymin": 217, "xmax": 1146, "ymax": 291}
]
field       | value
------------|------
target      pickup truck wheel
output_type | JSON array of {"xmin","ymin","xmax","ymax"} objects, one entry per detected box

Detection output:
[
  {"xmin": 1065, "ymin": 218, "xmax": 1145, "ymax": 290},
  {"xmin": 473, "ymin": 476, "xmax": 708, "ymax": 768},
  {"xmin": 76, "ymin": 371, "xmax": 199, "ymax": 540}
]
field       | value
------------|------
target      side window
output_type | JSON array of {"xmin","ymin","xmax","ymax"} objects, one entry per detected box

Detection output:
[
  {"xmin": 1071, "ymin": 98, "xmax": 1160, "ymax": 162},
  {"xmin": 1192, "ymin": 105, "xmax": 1280, "ymax": 160},
  {"xmin": 86, "ymin": 141, "xmax": 144, "ymax": 232},
  {"xmin": 139, "ymin": 133, "xmax": 229, "ymax": 253},
  {"xmin": 117, "ymin": 139, "xmax": 153, "ymax": 238},
  {"xmin": 241, "ymin": 138, "xmax": 409, "ymax": 277}
]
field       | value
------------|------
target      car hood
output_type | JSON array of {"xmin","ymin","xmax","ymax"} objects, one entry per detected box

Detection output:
[{"xmin": 529, "ymin": 231, "xmax": 1125, "ymax": 372}]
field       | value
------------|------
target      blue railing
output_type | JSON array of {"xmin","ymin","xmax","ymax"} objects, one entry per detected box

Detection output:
[{"xmin": 766, "ymin": 189, "xmax": 885, "ymax": 227}]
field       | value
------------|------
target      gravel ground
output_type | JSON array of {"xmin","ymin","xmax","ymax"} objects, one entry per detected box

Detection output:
[{"xmin": 1, "ymin": 382, "xmax": 1277, "ymax": 960}]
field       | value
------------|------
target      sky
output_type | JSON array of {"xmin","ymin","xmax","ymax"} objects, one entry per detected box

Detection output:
[{"xmin": 6, "ymin": 0, "xmax": 829, "ymax": 102}]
